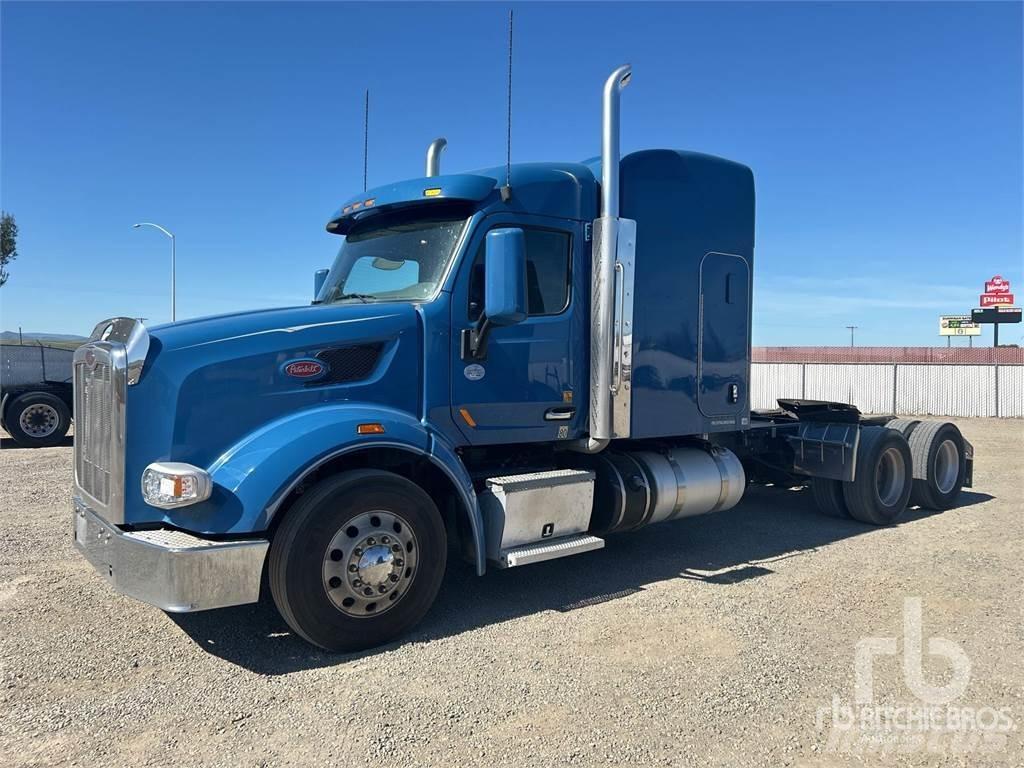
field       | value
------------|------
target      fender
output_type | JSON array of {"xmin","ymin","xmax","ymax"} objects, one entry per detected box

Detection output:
[{"xmin": 198, "ymin": 403, "xmax": 485, "ymax": 573}]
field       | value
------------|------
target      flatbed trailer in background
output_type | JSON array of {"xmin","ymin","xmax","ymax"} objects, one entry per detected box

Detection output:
[{"xmin": 1, "ymin": 342, "xmax": 74, "ymax": 447}]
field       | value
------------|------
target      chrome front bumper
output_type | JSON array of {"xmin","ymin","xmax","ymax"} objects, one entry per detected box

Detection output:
[{"xmin": 72, "ymin": 498, "xmax": 269, "ymax": 612}]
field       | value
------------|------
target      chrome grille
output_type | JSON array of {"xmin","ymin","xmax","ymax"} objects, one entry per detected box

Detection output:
[
  {"xmin": 73, "ymin": 342, "xmax": 126, "ymax": 522},
  {"xmin": 74, "ymin": 356, "xmax": 113, "ymax": 505}
]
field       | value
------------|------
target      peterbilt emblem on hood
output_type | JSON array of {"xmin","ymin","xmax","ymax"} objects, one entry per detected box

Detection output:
[
  {"xmin": 282, "ymin": 359, "xmax": 326, "ymax": 379},
  {"xmin": 84, "ymin": 348, "xmax": 97, "ymax": 369}
]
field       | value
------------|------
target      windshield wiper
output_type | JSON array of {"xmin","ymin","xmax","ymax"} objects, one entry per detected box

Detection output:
[{"xmin": 336, "ymin": 292, "xmax": 377, "ymax": 303}]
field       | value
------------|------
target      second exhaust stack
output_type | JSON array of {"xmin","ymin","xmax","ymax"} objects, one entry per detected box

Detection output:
[{"xmin": 426, "ymin": 138, "xmax": 447, "ymax": 177}]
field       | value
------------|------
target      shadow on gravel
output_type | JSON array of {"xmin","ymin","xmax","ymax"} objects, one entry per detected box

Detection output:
[
  {"xmin": 0, "ymin": 435, "xmax": 74, "ymax": 450},
  {"xmin": 169, "ymin": 485, "xmax": 995, "ymax": 674}
]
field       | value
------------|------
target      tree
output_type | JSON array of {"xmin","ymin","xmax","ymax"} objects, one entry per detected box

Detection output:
[{"xmin": 0, "ymin": 212, "xmax": 17, "ymax": 287}]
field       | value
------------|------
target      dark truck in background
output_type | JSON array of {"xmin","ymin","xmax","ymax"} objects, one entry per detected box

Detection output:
[{"xmin": 1, "ymin": 342, "xmax": 75, "ymax": 447}]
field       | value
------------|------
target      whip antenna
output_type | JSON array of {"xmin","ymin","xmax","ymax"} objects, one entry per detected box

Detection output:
[
  {"xmin": 363, "ymin": 89, "xmax": 370, "ymax": 192},
  {"xmin": 501, "ymin": 9, "xmax": 513, "ymax": 202}
]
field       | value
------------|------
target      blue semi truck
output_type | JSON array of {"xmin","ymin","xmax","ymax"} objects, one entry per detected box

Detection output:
[{"xmin": 71, "ymin": 67, "xmax": 973, "ymax": 652}]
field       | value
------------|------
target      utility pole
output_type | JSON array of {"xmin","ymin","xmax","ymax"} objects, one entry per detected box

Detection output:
[{"xmin": 845, "ymin": 325, "xmax": 858, "ymax": 347}]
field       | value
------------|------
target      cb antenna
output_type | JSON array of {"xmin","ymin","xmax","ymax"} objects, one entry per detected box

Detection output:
[
  {"xmin": 500, "ymin": 9, "xmax": 513, "ymax": 202},
  {"xmin": 363, "ymin": 88, "xmax": 370, "ymax": 192}
]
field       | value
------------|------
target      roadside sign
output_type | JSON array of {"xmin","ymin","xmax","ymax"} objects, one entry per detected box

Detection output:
[
  {"xmin": 939, "ymin": 315, "xmax": 981, "ymax": 336},
  {"xmin": 980, "ymin": 292, "xmax": 1015, "ymax": 307},
  {"xmin": 985, "ymin": 275, "xmax": 1011, "ymax": 294},
  {"xmin": 980, "ymin": 275, "xmax": 1014, "ymax": 307},
  {"xmin": 972, "ymin": 306, "xmax": 1022, "ymax": 324}
]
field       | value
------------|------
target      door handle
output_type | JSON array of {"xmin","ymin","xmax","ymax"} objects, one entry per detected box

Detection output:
[{"xmin": 544, "ymin": 407, "xmax": 575, "ymax": 421}]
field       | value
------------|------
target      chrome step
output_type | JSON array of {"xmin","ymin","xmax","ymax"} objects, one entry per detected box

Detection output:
[{"xmin": 495, "ymin": 534, "xmax": 605, "ymax": 569}]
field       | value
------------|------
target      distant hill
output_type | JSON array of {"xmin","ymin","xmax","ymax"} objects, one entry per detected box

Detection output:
[
  {"xmin": 1, "ymin": 331, "xmax": 88, "ymax": 350},
  {"xmin": 1, "ymin": 331, "xmax": 88, "ymax": 343}
]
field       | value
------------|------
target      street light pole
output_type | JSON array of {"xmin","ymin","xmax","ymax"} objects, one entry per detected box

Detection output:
[
  {"xmin": 845, "ymin": 325, "xmax": 858, "ymax": 347},
  {"xmin": 133, "ymin": 222, "xmax": 176, "ymax": 321}
]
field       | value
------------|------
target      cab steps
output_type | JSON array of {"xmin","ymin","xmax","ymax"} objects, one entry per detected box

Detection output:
[{"xmin": 494, "ymin": 534, "xmax": 605, "ymax": 569}]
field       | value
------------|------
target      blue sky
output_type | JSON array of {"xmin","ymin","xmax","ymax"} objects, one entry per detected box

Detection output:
[{"xmin": 1, "ymin": 1, "xmax": 1021, "ymax": 346}]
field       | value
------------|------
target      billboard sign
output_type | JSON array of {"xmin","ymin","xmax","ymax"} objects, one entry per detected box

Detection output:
[
  {"xmin": 939, "ymin": 315, "xmax": 981, "ymax": 336},
  {"xmin": 980, "ymin": 292, "xmax": 1014, "ymax": 307},
  {"xmin": 980, "ymin": 275, "xmax": 1013, "ymax": 307},
  {"xmin": 985, "ymin": 275, "xmax": 1011, "ymax": 294},
  {"xmin": 972, "ymin": 306, "xmax": 1022, "ymax": 324}
]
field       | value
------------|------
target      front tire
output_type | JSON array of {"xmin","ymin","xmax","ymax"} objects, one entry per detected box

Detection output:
[
  {"xmin": 269, "ymin": 469, "xmax": 447, "ymax": 653},
  {"xmin": 5, "ymin": 392, "xmax": 71, "ymax": 448}
]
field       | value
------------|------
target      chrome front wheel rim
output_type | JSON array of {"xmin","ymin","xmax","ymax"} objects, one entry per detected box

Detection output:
[
  {"xmin": 934, "ymin": 439, "xmax": 960, "ymax": 495},
  {"xmin": 322, "ymin": 510, "xmax": 418, "ymax": 617},
  {"xmin": 19, "ymin": 403, "xmax": 60, "ymax": 438},
  {"xmin": 876, "ymin": 446, "xmax": 907, "ymax": 507}
]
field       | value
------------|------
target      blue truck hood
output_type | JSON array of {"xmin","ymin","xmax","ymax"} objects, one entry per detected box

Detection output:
[
  {"xmin": 123, "ymin": 302, "xmax": 423, "ymax": 526},
  {"xmin": 148, "ymin": 302, "xmax": 413, "ymax": 354}
]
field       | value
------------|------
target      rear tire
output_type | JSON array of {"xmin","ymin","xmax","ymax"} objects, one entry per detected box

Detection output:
[
  {"xmin": 907, "ymin": 421, "xmax": 966, "ymax": 510},
  {"xmin": 811, "ymin": 478, "xmax": 851, "ymax": 518},
  {"xmin": 269, "ymin": 469, "xmax": 447, "ymax": 653},
  {"xmin": 843, "ymin": 426, "xmax": 913, "ymax": 525},
  {"xmin": 885, "ymin": 418, "xmax": 920, "ymax": 438},
  {"xmin": 5, "ymin": 392, "xmax": 71, "ymax": 448}
]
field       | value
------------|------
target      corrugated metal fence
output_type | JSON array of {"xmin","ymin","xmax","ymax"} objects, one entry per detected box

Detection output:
[{"xmin": 752, "ymin": 363, "xmax": 1023, "ymax": 418}]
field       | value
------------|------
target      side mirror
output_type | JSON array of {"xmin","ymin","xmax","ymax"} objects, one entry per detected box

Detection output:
[
  {"xmin": 462, "ymin": 228, "xmax": 527, "ymax": 361},
  {"xmin": 484, "ymin": 228, "xmax": 527, "ymax": 326},
  {"xmin": 313, "ymin": 268, "xmax": 329, "ymax": 300}
]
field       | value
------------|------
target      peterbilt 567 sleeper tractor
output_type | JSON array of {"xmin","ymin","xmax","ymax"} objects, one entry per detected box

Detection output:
[{"xmin": 72, "ymin": 67, "xmax": 973, "ymax": 652}]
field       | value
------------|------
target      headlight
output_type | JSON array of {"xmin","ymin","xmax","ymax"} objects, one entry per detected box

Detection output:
[{"xmin": 141, "ymin": 462, "xmax": 212, "ymax": 509}]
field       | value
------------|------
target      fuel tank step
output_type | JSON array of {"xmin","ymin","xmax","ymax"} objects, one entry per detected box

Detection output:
[{"xmin": 495, "ymin": 534, "xmax": 605, "ymax": 569}]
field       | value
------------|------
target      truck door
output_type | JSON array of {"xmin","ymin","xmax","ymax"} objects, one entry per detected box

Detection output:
[
  {"xmin": 450, "ymin": 215, "xmax": 584, "ymax": 445},
  {"xmin": 697, "ymin": 252, "xmax": 751, "ymax": 419}
]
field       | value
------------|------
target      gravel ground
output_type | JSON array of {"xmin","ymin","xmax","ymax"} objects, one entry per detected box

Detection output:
[{"xmin": 1, "ymin": 418, "xmax": 1021, "ymax": 767}]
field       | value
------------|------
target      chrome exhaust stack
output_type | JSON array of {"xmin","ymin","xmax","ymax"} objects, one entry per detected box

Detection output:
[
  {"xmin": 425, "ymin": 138, "xmax": 447, "ymax": 177},
  {"xmin": 573, "ymin": 64, "xmax": 635, "ymax": 454}
]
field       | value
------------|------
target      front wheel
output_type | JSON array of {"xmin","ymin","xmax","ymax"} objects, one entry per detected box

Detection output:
[{"xmin": 269, "ymin": 469, "xmax": 447, "ymax": 653}]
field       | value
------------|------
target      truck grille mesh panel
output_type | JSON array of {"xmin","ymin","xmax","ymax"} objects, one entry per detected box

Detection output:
[
  {"xmin": 312, "ymin": 343, "xmax": 383, "ymax": 386},
  {"xmin": 74, "ymin": 357, "xmax": 114, "ymax": 506}
]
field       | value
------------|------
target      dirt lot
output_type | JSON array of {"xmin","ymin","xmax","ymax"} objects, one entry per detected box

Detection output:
[{"xmin": 1, "ymin": 418, "xmax": 1021, "ymax": 767}]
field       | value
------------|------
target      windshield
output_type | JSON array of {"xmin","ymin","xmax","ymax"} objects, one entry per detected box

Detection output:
[{"xmin": 317, "ymin": 209, "xmax": 470, "ymax": 304}]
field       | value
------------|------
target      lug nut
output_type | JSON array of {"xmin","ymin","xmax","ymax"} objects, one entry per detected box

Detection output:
[
  {"xmin": 363, "ymin": 587, "xmax": 373, "ymax": 596},
  {"xmin": 352, "ymin": 579, "xmax": 362, "ymax": 588},
  {"xmin": 348, "ymin": 564, "xmax": 357, "ymax": 572},
  {"xmin": 395, "ymin": 559, "xmax": 404, "ymax": 567},
  {"xmin": 391, "ymin": 544, "xmax": 402, "ymax": 553},
  {"xmin": 389, "ymin": 574, "xmax": 399, "ymax": 582},
  {"xmin": 378, "ymin": 585, "xmax": 387, "ymax": 594},
  {"xmin": 354, "ymin": 547, "xmax": 363, "ymax": 557},
  {"xmin": 366, "ymin": 537, "xmax": 376, "ymax": 546},
  {"xmin": 381, "ymin": 536, "xmax": 390, "ymax": 545}
]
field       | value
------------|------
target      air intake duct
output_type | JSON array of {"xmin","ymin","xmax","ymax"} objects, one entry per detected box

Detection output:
[{"xmin": 577, "ymin": 446, "xmax": 745, "ymax": 535}]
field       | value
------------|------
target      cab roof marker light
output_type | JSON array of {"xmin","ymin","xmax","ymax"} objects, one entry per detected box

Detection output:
[
  {"xmin": 352, "ymin": 201, "xmax": 363, "ymax": 210},
  {"xmin": 364, "ymin": 198, "xmax": 376, "ymax": 207},
  {"xmin": 424, "ymin": 188, "xmax": 442, "ymax": 197}
]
